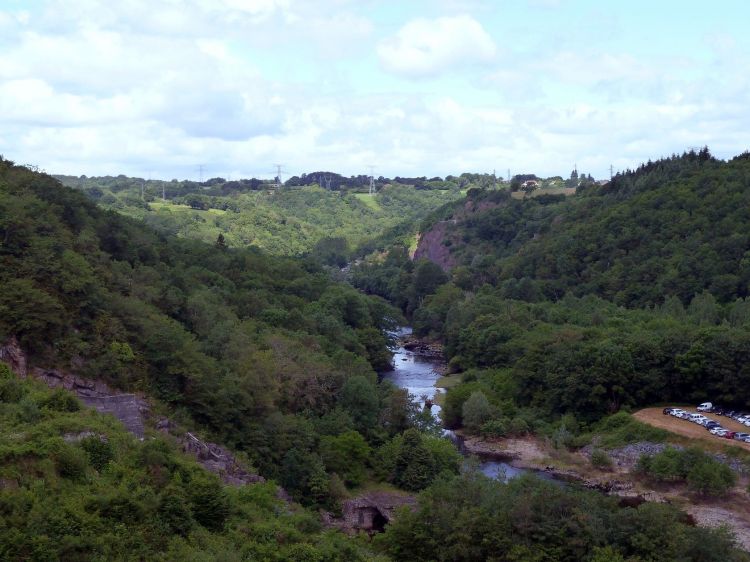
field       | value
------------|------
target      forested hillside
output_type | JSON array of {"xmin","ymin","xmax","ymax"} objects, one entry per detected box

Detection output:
[
  {"xmin": 0, "ymin": 364, "xmax": 377, "ymax": 560},
  {"xmin": 352, "ymin": 150, "xmax": 750, "ymax": 430},
  {"xmin": 3, "ymin": 157, "xmax": 750, "ymax": 560},
  {"xmin": 56, "ymin": 174, "xmax": 464, "ymax": 258},
  {"xmin": 383, "ymin": 149, "xmax": 749, "ymax": 306},
  {"xmin": 1, "ymin": 157, "xmax": 461, "ymax": 508}
]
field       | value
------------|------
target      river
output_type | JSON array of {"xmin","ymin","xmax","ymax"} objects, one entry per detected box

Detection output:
[{"xmin": 380, "ymin": 328, "xmax": 554, "ymax": 482}]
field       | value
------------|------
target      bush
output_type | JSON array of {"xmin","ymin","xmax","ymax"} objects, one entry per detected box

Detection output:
[
  {"xmin": 687, "ymin": 460, "xmax": 736, "ymax": 497},
  {"xmin": 480, "ymin": 419, "xmax": 508, "ymax": 438},
  {"xmin": 590, "ymin": 449, "xmax": 613, "ymax": 470},
  {"xmin": 508, "ymin": 417, "xmax": 530, "ymax": 436},
  {"xmin": 80, "ymin": 436, "xmax": 113, "ymax": 472},
  {"xmin": 41, "ymin": 389, "xmax": 80, "ymax": 412},
  {"xmin": 461, "ymin": 391, "xmax": 494, "ymax": 432},
  {"xmin": 637, "ymin": 447, "xmax": 736, "ymax": 497},
  {"xmin": 54, "ymin": 444, "xmax": 88, "ymax": 481}
]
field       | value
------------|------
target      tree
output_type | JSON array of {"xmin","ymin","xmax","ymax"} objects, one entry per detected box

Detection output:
[
  {"xmin": 320, "ymin": 430, "xmax": 371, "ymax": 486},
  {"xmin": 393, "ymin": 429, "xmax": 435, "ymax": 491},
  {"xmin": 339, "ymin": 376, "xmax": 380, "ymax": 434},
  {"xmin": 461, "ymin": 390, "xmax": 493, "ymax": 431}
]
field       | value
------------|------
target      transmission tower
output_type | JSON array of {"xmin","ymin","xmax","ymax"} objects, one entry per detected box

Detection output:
[
  {"xmin": 368, "ymin": 166, "xmax": 376, "ymax": 195},
  {"xmin": 273, "ymin": 163, "xmax": 285, "ymax": 188},
  {"xmin": 609, "ymin": 164, "xmax": 614, "ymax": 180},
  {"xmin": 197, "ymin": 164, "xmax": 205, "ymax": 183}
]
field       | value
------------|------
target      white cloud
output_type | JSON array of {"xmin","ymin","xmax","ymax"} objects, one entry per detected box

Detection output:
[{"xmin": 377, "ymin": 15, "xmax": 497, "ymax": 77}]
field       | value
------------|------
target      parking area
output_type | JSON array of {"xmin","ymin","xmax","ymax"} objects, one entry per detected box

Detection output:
[{"xmin": 633, "ymin": 407, "xmax": 750, "ymax": 452}]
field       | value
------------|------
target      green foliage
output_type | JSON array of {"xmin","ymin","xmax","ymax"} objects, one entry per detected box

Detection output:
[
  {"xmin": 375, "ymin": 430, "xmax": 461, "ymax": 491},
  {"xmin": 590, "ymin": 449, "xmax": 613, "ymax": 470},
  {"xmin": 378, "ymin": 470, "xmax": 748, "ymax": 562},
  {"xmin": 637, "ymin": 447, "xmax": 737, "ymax": 497},
  {"xmin": 461, "ymin": 390, "xmax": 494, "ymax": 432},
  {"xmin": 0, "ymin": 160, "xmax": 424, "ymax": 514},
  {"xmin": 0, "ymin": 375, "xmax": 380, "ymax": 560},
  {"xmin": 79, "ymin": 436, "xmax": 113, "ymax": 471},
  {"xmin": 320, "ymin": 431, "xmax": 371, "ymax": 486},
  {"xmin": 59, "ymin": 175, "xmax": 462, "ymax": 258}
]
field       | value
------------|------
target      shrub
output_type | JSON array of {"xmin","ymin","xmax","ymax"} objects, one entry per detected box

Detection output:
[
  {"xmin": 462, "ymin": 390, "xmax": 494, "ymax": 432},
  {"xmin": 687, "ymin": 460, "xmax": 736, "ymax": 497},
  {"xmin": 55, "ymin": 444, "xmax": 88, "ymax": 481},
  {"xmin": 590, "ymin": 449, "xmax": 613, "ymax": 470},
  {"xmin": 80, "ymin": 436, "xmax": 113, "ymax": 472},
  {"xmin": 481, "ymin": 419, "xmax": 508, "ymax": 438},
  {"xmin": 41, "ymin": 388, "xmax": 80, "ymax": 412},
  {"xmin": 508, "ymin": 417, "xmax": 530, "ymax": 436}
]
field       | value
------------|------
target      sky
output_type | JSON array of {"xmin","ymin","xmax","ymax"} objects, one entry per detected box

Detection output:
[{"xmin": 0, "ymin": 0, "xmax": 749, "ymax": 181}]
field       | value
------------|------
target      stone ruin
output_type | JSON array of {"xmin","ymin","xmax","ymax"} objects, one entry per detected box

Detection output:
[{"xmin": 324, "ymin": 492, "xmax": 417, "ymax": 534}]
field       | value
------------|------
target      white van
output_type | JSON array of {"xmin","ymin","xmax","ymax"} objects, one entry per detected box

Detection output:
[
  {"xmin": 688, "ymin": 413, "xmax": 708, "ymax": 423},
  {"xmin": 697, "ymin": 402, "xmax": 713, "ymax": 412}
]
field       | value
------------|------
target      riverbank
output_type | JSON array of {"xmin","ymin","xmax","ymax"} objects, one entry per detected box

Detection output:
[{"xmin": 457, "ymin": 430, "xmax": 750, "ymax": 550}]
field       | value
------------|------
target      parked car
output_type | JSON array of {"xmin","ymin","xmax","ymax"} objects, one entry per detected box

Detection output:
[
  {"xmin": 709, "ymin": 427, "xmax": 727, "ymax": 436},
  {"xmin": 663, "ymin": 407, "xmax": 674, "ymax": 415},
  {"xmin": 688, "ymin": 413, "xmax": 709, "ymax": 424},
  {"xmin": 697, "ymin": 402, "xmax": 713, "ymax": 412},
  {"xmin": 724, "ymin": 431, "xmax": 736, "ymax": 439},
  {"xmin": 670, "ymin": 409, "xmax": 688, "ymax": 419},
  {"xmin": 705, "ymin": 421, "xmax": 721, "ymax": 429},
  {"xmin": 734, "ymin": 432, "xmax": 750, "ymax": 441}
]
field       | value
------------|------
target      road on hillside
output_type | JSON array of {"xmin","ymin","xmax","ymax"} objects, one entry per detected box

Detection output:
[{"xmin": 633, "ymin": 408, "xmax": 750, "ymax": 451}]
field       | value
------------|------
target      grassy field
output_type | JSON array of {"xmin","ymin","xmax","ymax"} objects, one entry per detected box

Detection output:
[
  {"xmin": 352, "ymin": 193, "xmax": 382, "ymax": 212},
  {"xmin": 511, "ymin": 187, "xmax": 577, "ymax": 200},
  {"xmin": 149, "ymin": 201, "xmax": 227, "ymax": 214}
]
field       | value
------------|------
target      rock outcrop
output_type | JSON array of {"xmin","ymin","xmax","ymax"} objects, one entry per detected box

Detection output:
[
  {"xmin": 30, "ymin": 367, "xmax": 149, "ymax": 438},
  {"xmin": 0, "ymin": 338, "xmax": 265, "ymax": 487},
  {"xmin": 0, "ymin": 337, "xmax": 27, "ymax": 376},
  {"xmin": 412, "ymin": 221, "xmax": 457, "ymax": 271},
  {"xmin": 180, "ymin": 431, "xmax": 265, "ymax": 486}
]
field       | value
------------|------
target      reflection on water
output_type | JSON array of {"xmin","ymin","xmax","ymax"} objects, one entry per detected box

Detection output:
[{"xmin": 380, "ymin": 329, "xmax": 553, "ymax": 483}]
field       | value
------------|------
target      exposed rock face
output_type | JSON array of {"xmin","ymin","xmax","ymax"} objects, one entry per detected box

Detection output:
[
  {"xmin": 181, "ymin": 432, "xmax": 265, "ymax": 486},
  {"xmin": 0, "ymin": 337, "xmax": 27, "ymax": 376},
  {"xmin": 327, "ymin": 492, "xmax": 417, "ymax": 534},
  {"xmin": 413, "ymin": 221, "xmax": 456, "ymax": 271},
  {"xmin": 0, "ymin": 338, "xmax": 266, "ymax": 487},
  {"xmin": 28, "ymin": 367, "xmax": 149, "ymax": 439}
]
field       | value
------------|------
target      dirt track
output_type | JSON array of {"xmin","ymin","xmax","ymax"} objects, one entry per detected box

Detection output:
[{"xmin": 633, "ymin": 408, "xmax": 750, "ymax": 451}]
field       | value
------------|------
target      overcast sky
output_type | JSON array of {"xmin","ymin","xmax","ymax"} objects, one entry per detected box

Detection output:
[{"xmin": 1, "ymin": 0, "xmax": 749, "ymax": 181}]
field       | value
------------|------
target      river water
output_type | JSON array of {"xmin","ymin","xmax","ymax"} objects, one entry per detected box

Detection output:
[{"xmin": 380, "ymin": 329, "xmax": 551, "ymax": 482}]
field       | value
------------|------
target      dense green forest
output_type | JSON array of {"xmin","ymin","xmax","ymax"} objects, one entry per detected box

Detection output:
[
  {"xmin": 56, "ymin": 173, "xmax": 465, "ymax": 258},
  {"xmin": 352, "ymin": 151, "xmax": 750, "ymax": 434},
  {"xmin": 0, "ymin": 157, "xmax": 469, "ymax": 509},
  {"xmin": 4, "ymin": 155, "xmax": 750, "ymax": 559}
]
